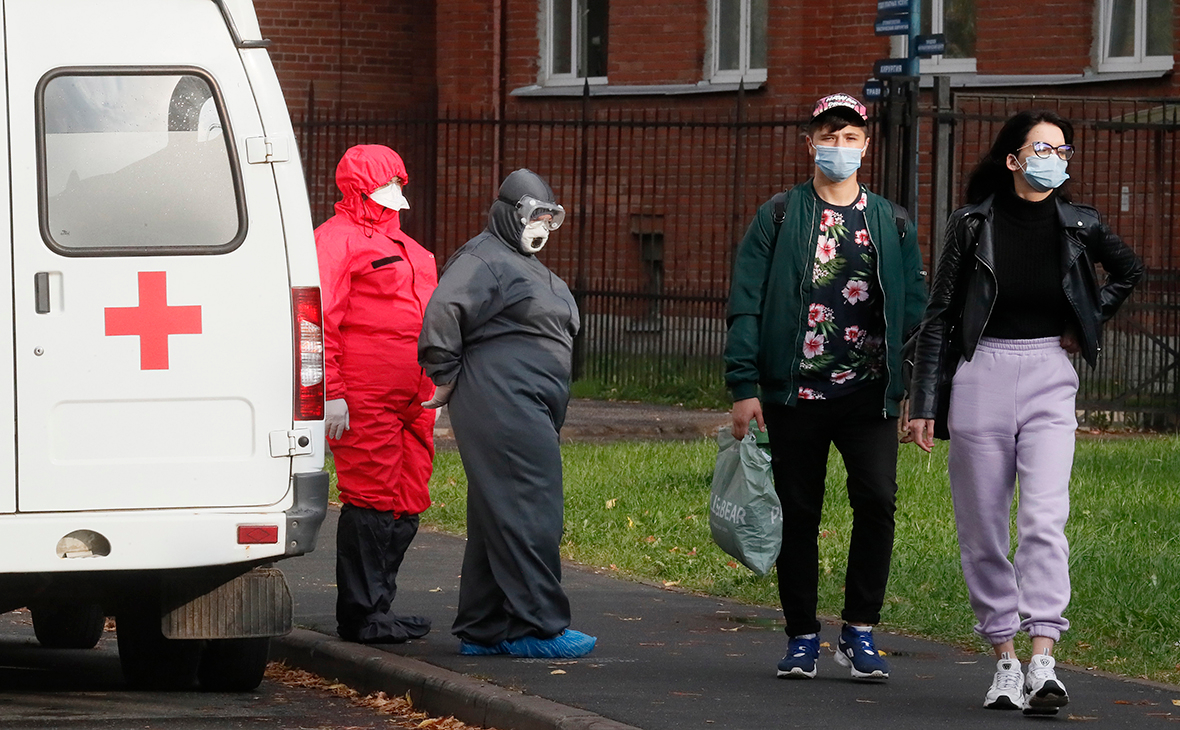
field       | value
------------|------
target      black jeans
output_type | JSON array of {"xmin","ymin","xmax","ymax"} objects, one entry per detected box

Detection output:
[{"xmin": 762, "ymin": 385, "xmax": 899, "ymax": 637}]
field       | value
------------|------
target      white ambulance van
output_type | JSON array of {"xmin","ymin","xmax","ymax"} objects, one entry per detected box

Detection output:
[{"xmin": 0, "ymin": 0, "xmax": 328, "ymax": 691}]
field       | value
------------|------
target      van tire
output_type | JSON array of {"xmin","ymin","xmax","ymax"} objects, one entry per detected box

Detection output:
[
  {"xmin": 31, "ymin": 603, "xmax": 105, "ymax": 649},
  {"xmin": 116, "ymin": 605, "xmax": 201, "ymax": 691},
  {"xmin": 198, "ymin": 638, "xmax": 270, "ymax": 692}
]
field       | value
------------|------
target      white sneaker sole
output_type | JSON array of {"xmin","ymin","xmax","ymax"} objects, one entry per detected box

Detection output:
[
  {"xmin": 776, "ymin": 665, "xmax": 817, "ymax": 679},
  {"xmin": 832, "ymin": 646, "xmax": 889, "ymax": 679}
]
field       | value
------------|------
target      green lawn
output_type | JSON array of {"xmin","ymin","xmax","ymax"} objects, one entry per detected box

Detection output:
[{"xmin": 336, "ymin": 434, "xmax": 1180, "ymax": 685}]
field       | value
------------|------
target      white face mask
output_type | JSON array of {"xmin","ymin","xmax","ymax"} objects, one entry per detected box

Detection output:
[
  {"xmin": 369, "ymin": 180, "xmax": 409, "ymax": 211},
  {"xmin": 520, "ymin": 220, "xmax": 550, "ymax": 253}
]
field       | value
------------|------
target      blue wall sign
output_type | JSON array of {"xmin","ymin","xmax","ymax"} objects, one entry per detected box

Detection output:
[
  {"xmin": 873, "ymin": 58, "xmax": 909, "ymax": 77},
  {"xmin": 916, "ymin": 34, "xmax": 946, "ymax": 57},
  {"xmin": 874, "ymin": 15, "xmax": 911, "ymax": 35}
]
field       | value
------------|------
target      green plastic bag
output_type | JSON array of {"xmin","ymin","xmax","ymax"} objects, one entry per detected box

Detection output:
[{"xmin": 708, "ymin": 426, "xmax": 782, "ymax": 576}]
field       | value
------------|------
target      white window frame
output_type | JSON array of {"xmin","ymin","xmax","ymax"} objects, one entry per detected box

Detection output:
[
  {"xmin": 541, "ymin": 0, "xmax": 608, "ymax": 87},
  {"xmin": 707, "ymin": 0, "xmax": 767, "ymax": 85},
  {"xmin": 1096, "ymin": 0, "xmax": 1174, "ymax": 74},
  {"xmin": 918, "ymin": 0, "xmax": 977, "ymax": 74}
]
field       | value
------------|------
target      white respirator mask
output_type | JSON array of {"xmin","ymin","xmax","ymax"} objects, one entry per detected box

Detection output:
[
  {"xmin": 369, "ymin": 180, "xmax": 409, "ymax": 211},
  {"xmin": 520, "ymin": 220, "xmax": 551, "ymax": 254}
]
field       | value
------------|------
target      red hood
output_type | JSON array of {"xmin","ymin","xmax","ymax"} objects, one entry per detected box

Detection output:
[{"xmin": 333, "ymin": 145, "xmax": 411, "ymax": 239}]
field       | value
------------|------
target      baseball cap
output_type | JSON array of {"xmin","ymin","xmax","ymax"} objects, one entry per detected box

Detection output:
[{"xmin": 810, "ymin": 93, "xmax": 868, "ymax": 124}]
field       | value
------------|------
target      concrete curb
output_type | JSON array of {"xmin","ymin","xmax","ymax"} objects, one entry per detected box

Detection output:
[{"xmin": 271, "ymin": 629, "xmax": 641, "ymax": 730}]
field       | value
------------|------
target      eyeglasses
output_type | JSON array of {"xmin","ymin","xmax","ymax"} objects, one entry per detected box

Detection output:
[{"xmin": 1019, "ymin": 141, "xmax": 1074, "ymax": 161}]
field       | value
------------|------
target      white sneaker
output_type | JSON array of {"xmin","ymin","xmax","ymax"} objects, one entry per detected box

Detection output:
[
  {"xmin": 1023, "ymin": 653, "xmax": 1069, "ymax": 716},
  {"xmin": 983, "ymin": 657, "xmax": 1024, "ymax": 710}
]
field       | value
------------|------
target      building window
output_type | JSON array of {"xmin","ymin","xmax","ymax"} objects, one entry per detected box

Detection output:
[
  {"xmin": 918, "ymin": 0, "xmax": 977, "ymax": 74},
  {"xmin": 1097, "ymin": 0, "xmax": 1173, "ymax": 73},
  {"xmin": 545, "ymin": 0, "xmax": 608, "ymax": 84},
  {"xmin": 710, "ymin": 0, "xmax": 767, "ymax": 83}
]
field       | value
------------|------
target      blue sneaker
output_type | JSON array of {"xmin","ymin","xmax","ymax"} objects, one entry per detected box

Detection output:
[
  {"xmin": 502, "ymin": 629, "xmax": 597, "ymax": 658},
  {"xmin": 776, "ymin": 634, "xmax": 819, "ymax": 679},
  {"xmin": 833, "ymin": 624, "xmax": 889, "ymax": 679},
  {"xmin": 458, "ymin": 639, "xmax": 508, "ymax": 655}
]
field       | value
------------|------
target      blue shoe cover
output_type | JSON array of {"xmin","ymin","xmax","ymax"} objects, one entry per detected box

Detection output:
[
  {"xmin": 458, "ymin": 639, "xmax": 508, "ymax": 656},
  {"xmin": 503, "ymin": 629, "xmax": 597, "ymax": 658}
]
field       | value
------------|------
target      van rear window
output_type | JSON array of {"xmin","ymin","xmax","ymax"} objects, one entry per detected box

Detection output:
[{"xmin": 39, "ymin": 72, "xmax": 244, "ymax": 254}]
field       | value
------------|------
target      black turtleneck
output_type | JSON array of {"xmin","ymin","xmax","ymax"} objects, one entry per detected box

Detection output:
[{"xmin": 984, "ymin": 189, "xmax": 1073, "ymax": 340}]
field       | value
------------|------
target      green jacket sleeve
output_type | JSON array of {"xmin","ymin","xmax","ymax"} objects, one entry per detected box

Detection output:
[{"xmin": 724, "ymin": 202, "xmax": 777, "ymax": 402}]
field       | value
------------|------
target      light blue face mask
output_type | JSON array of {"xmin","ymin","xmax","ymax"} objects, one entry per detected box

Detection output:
[
  {"xmin": 813, "ymin": 144, "xmax": 865, "ymax": 183},
  {"xmin": 1019, "ymin": 154, "xmax": 1070, "ymax": 193}
]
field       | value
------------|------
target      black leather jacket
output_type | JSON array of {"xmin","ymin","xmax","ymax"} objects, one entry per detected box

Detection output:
[{"xmin": 910, "ymin": 194, "xmax": 1144, "ymax": 424}]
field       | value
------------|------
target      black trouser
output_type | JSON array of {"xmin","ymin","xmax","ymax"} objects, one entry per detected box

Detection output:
[
  {"xmin": 335, "ymin": 503, "xmax": 431, "ymax": 643},
  {"xmin": 762, "ymin": 385, "xmax": 899, "ymax": 637}
]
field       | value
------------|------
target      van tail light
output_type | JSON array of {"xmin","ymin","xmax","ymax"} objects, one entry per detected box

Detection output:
[{"xmin": 292, "ymin": 287, "xmax": 324, "ymax": 420}]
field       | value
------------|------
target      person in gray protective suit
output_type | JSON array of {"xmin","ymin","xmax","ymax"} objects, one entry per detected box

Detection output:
[{"xmin": 418, "ymin": 169, "xmax": 597, "ymax": 659}]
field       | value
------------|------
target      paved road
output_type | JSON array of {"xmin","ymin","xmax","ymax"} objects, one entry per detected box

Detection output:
[
  {"xmin": 282, "ymin": 508, "xmax": 1180, "ymax": 729},
  {"xmin": 0, "ymin": 612, "xmax": 418, "ymax": 729}
]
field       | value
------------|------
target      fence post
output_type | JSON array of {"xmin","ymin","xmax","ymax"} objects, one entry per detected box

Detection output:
[
  {"xmin": 930, "ymin": 75, "xmax": 953, "ymax": 271},
  {"xmin": 572, "ymin": 79, "xmax": 591, "ymax": 381}
]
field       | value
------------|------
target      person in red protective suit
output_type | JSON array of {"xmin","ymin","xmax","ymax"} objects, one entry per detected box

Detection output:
[{"xmin": 315, "ymin": 144, "xmax": 438, "ymax": 644}]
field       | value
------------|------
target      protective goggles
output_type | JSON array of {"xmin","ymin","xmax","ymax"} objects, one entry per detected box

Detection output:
[{"xmin": 515, "ymin": 195, "xmax": 566, "ymax": 230}]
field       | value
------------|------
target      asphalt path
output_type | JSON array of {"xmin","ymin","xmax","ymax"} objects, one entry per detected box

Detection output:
[
  {"xmin": 0, "ymin": 611, "xmax": 419, "ymax": 729},
  {"xmin": 284, "ymin": 509, "xmax": 1180, "ymax": 729}
]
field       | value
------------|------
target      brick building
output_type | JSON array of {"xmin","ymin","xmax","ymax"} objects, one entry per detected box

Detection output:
[
  {"xmin": 255, "ymin": 1, "xmax": 1176, "ymax": 115},
  {"xmin": 252, "ymin": 1, "xmax": 1180, "ymax": 416}
]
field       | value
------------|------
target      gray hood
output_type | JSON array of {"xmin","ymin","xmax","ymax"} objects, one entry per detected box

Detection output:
[{"xmin": 486, "ymin": 168, "xmax": 558, "ymax": 256}]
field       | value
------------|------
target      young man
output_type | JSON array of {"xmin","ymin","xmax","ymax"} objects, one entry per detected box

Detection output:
[{"xmin": 724, "ymin": 93, "xmax": 927, "ymax": 680}]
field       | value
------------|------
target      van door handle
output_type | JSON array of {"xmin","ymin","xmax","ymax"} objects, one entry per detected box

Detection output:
[{"xmin": 34, "ymin": 272, "xmax": 50, "ymax": 314}]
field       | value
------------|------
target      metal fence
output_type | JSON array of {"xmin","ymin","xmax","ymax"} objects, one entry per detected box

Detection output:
[{"xmin": 293, "ymin": 93, "xmax": 1180, "ymax": 425}]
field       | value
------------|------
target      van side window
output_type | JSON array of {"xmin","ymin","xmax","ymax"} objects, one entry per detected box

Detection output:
[{"xmin": 39, "ymin": 72, "xmax": 243, "ymax": 254}]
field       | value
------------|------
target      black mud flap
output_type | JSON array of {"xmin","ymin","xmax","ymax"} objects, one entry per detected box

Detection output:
[{"xmin": 160, "ymin": 566, "xmax": 292, "ymax": 639}]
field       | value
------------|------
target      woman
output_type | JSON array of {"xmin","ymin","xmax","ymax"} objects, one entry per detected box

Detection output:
[
  {"xmin": 418, "ymin": 169, "xmax": 597, "ymax": 659},
  {"xmin": 907, "ymin": 111, "xmax": 1142, "ymax": 714}
]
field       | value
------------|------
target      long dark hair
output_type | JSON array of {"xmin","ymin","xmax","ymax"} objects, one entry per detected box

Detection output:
[{"xmin": 964, "ymin": 110, "xmax": 1075, "ymax": 204}]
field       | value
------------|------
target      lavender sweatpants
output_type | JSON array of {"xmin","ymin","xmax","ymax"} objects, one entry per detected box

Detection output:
[{"xmin": 947, "ymin": 336, "xmax": 1077, "ymax": 645}]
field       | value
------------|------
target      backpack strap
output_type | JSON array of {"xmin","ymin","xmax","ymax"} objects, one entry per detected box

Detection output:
[
  {"xmin": 889, "ymin": 200, "xmax": 909, "ymax": 239},
  {"xmin": 770, "ymin": 190, "xmax": 790, "ymax": 245}
]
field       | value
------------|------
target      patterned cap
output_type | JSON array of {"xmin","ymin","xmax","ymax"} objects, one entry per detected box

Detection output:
[{"xmin": 810, "ymin": 93, "xmax": 868, "ymax": 123}]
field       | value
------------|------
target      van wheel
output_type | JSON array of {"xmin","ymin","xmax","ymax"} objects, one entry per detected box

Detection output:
[
  {"xmin": 116, "ymin": 606, "xmax": 201, "ymax": 690},
  {"xmin": 31, "ymin": 603, "xmax": 106, "ymax": 649},
  {"xmin": 198, "ymin": 638, "xmax": 270, "ymax": 692}
]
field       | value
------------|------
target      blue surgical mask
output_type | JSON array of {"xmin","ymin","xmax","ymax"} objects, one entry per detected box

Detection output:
[
  {"xmin": 1019, "ymin": 154, "xmax": 1070, "ymax": 193},
  {"xmin": 813, "ymin": 144, "xmax": 864, "ymax": 183}
]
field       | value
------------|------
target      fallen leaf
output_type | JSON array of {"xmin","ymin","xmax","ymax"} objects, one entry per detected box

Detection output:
[
  {"xmin": 550, "ymin": 670, "xmax": 566, "ymax": 675},
  {"xmin": 663, "ymin": 580, "xmax": 680, "ymax": 587},
  {"xmin": 720, "ymin": 627, "xmax": 739, "ymax": 632},
  {"xmin": 1066, "ymin": 715, "xmax": 1098, "ymax": 721},
  {"xmin": 428, "ymin": 587, "xmax": 443, "ymax": 593},
  {"xmin": 605, "ymin": 498, "xmax": 618, "ymax": 509},
  {"xmin": 627, "ymin": 517, "xmax": 635, "ymax": 529},
  {"xmin": 645, "ymin": 535, "xmax": 657, "ymax": 543},
  {"xmin": 855, "ymin": 699, "xmax": 876, "ymax": 704},
  {"xmin": 820, "ymin": 642, "xmax": 831, "ymax": 648},
  {"xmin": 726, "ymin": 561, "xmax": 738, "ymax": 568},
  {"xmin": 1175, "ymin": 701, "xmax": 1180, "ymax": 707}
]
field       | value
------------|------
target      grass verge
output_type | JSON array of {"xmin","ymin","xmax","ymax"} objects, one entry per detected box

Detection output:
[{"xmin": 333, "ymin": 434, "xmax": 1180, "ymax": 685}]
